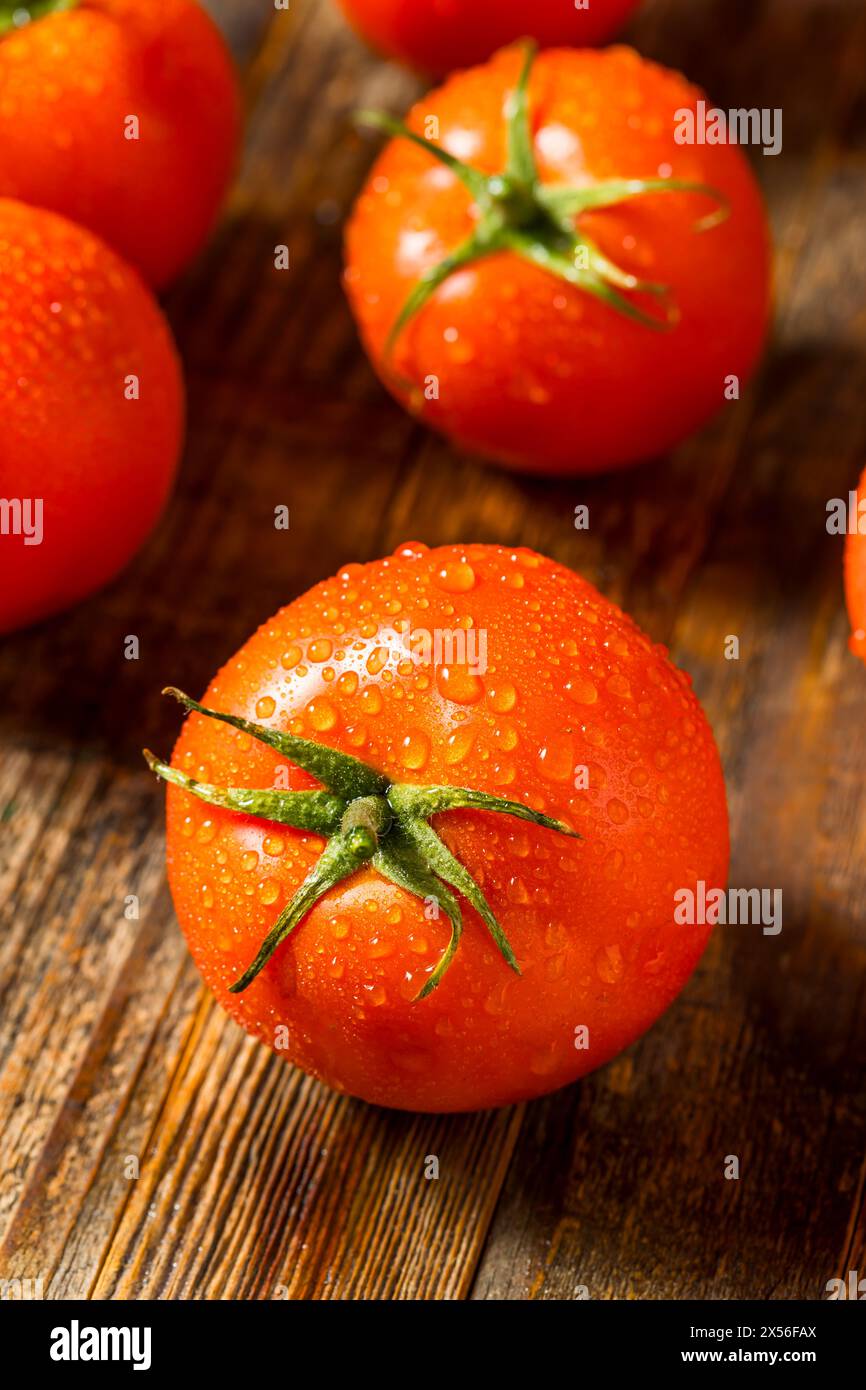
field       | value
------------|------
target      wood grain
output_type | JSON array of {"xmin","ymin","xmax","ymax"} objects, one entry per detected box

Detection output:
[{"xmin": 1, "ymin": 0, "xmax": 864, "ymax": 1300}]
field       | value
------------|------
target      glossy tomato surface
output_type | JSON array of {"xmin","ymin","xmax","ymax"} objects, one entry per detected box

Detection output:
[
  {"xmin": 0, "ymin": 199, "xmax": 184, "ymax": 634},
  {"xmin": 345, "ymin": 46, "xmax": 772, "ymax": 475},
  {"xmin": 845, "ymin": 465, "xmax": 866, "ymax": 664},
  {"xmin": 0, "ymin": 0, "xmax": 240, "ymax": 287},
  {"xmin": 164, "ymin": 543, "xmax": 729, "ymax": 1112},
  {"xmin": 337, "ymin": 0, "xmax": 640, "ymax": 74}
]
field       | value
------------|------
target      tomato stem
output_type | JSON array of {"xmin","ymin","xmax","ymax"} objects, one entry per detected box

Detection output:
[
  {"xmin": 354, "ymin": 40, "xmax": 731, "ymax": 368},
  {"xmin": 146, "ymin": 688, "xmax": 580, "ymax": 999}
]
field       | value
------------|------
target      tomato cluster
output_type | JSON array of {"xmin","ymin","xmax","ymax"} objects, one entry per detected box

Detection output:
[{"xmin": 4, "ymin": 1, "xmax": 859, "ymax": 1114}]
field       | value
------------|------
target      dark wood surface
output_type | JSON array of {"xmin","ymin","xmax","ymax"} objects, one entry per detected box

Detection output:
[{"xmin": 1, "ymin": 0, "xmax": 865, "ymax": 1300}]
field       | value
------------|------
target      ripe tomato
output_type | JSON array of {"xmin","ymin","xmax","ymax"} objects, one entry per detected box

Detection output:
[
  {"xmin": 845, "ymin": 466, "xmax": 866, "ymax": 664},
  {"xmin": 0, "ymin": 0, "xmax": 240, "ymax": 288},
  {"xmin": 337, "ymin": 0, "xmax": 640, "ymax": 75},
  {"xmin": 345, "ymin": 44, "xmax": 771, "ymax": 476},
  {"xmin": 0, "ymin": 199, "xmax": 184, "ymax": 634},
  {"xmin": 149, "ymin": 543, "xmax": 729, "ymax": 1112}
]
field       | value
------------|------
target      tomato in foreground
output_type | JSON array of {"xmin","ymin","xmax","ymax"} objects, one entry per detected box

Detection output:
[
  {"xmin": 0, "ymin": 199, "xmax": 184, "ymax": 634},
  {"xmin": 844, "ymin": 466, "xmax": 866, "ymax": 664},
  {"xmin": 0, "ymin": 0, "xmax": 240, "ymax": 288},
  {"xmin": 149, "ymin": 543, "xmax": 729, "ymax": 1112},
  {"xmin": 345, "ymin": 44, "xmax": 771, "ymax": 475},
  {"xmin": 337, "ymin": 0, "xmax": 640, "ymax": 75}
]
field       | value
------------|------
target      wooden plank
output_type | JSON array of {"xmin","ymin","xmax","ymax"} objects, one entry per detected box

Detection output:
[{"xmin": 1, "ymin": 0, "xmax": 864, "ymax": 1302}]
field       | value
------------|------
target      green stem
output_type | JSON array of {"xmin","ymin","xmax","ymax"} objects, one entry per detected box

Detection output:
[
  {"xmin": 356, "ymin": 45, "xmax": 730, "ymax": 366},
  {"xmin": 388, "ymin": 782, "xmax": 579, "ymax": 837},
  {"xmin": 146, "ymin": 686, "xmax": 581, "ymax": 999},
  {"xmin": 163, "ymin": 688, "xmax": 387, "ymax": 802},
  {"xmin": 143, "ymin": 752, "xmax": 345, "ymax": 834},
  {"xmin": 505, "ymin": 39, "xmax": 539, "ymax": 186},
  {"xmin": 228, "ymin": 828, "xmax": 377, "ymax": 992}
]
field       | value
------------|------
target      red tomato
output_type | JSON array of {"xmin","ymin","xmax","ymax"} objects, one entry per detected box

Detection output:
[
  {"xmin": 0, "ymin": 199, "xmax": 184, "ymax": 635},
  {"xmin": 337, "ymin": 0, "xmax": 640, "ymax": 75},
  {"xmin": 845, "ymin": 466, "xmax": 866, "ymax": 664},
  {"xmin": 345, "ymin": 44, "xmax": 772, "ymax": 475},
  {"xmin": 149, "ymin": 543, "xmax": 729, "ymax": 1112},
  {"xmin": 0, "ymin": 0, "xmax": 240, "ymax": 288}
]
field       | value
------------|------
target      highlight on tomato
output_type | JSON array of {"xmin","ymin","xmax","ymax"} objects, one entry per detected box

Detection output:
[
  {"xmin": 0, "ymin": 0, "xmax": 241, "ymax": 288},
  {"xmin": 345, "ymin": 43, "xmax": 772, "ymax": 476},
  {"xmin": 336, "ymin": 0, "xmax": 641, "ymax": 76},
  {"xmin": 145, "ymin": 542, "xmax": 729, "ymax": 1112},
  {"xmin": 0, "ymin": 199, "xmax": 184, "ymax": 635}
]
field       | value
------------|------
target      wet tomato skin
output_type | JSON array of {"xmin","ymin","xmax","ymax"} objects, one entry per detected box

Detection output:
[
  {"xmin": 0, "ymin": 0, "xmax": 240, "ymax": 288},
  {"xmin": 345, "ymin": 46, "xmax": 772, "ymax": 476},
  {"xmin": 165, "ymin": 543, "xmax": 729, "ymax": 1112},
  {"xmin": 337, "ymin": 0, "xmax": 640, "ymax": 75},
  {"xmin": 845, "ymin": 465, "xmax": 866, "ymax": 664},
  {"xmin": 0, "ymin": 199, "xmax": 184, "ymax": 635}
]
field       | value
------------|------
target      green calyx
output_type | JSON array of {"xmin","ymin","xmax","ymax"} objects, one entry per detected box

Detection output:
[
  {"xmin": 145, "ymin": 687, "xmax": 580, "ymax": 1001},
  {"xmin": 356, "ymin": 40, "xmax": 729, "ymax": 365},
  {"xmin": 0, "ymin": 0, "xmax": 77, "ymax": 36}
]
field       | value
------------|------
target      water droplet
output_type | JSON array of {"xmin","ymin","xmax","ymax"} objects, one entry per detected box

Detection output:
[
  {"xmin": 436, "ymin": 665, "xmax": 484, "ymax": 705},
  {"xmin": 492, "ymin": 720, "xmax": 519, "ymax": 751},
  {"xmin": 369, "ymin": 937, "xmax": 395, "ymax": 959},
  {"xmin": 536, "ymin": 732, "xmax": 574, "ymax": 782},
  {"xmin": 565, "ymin": 676, "xmax": 598, "ymax": 705},
  {"xmin": 337, "ymin": 671, "xmax": 358, "ymax": 696},
  {"xmin": 281, "ymin": 646, "xmax": 302, "ymax": 670},
  {"xmin": 258, "ymin": 879, "xmax": 280, "ymax": 906},
  {"xmin": 489, "ymin": 681, "xmax": 517, "ymax": 713},
  {"xmin": 256, "ymin": 695, "xmax": 276, "ymax": 719},
  {"xmin": 241, "ymin": 851, "xmax": 259, "ymax": 873},
  {"xmin": 195, "ymin": 819, "xmax": 216, "ymax": 844},
  {"xmin": 366, "ymin": 647, "xmax": 389, "ymax": 675},
  {"xmin": 308, "ymin": 638, "xmax": 333, "ymax": 662},
  {"xmin": 330, "ymin": 917, "xmax": 350, "ymax": 939},
  {"xmin": 484, "ymin": 981, "xmax": 511, "ymax": 1015},
  {"xmin": 434, "ymin": 560, "xmax": 477, "ymax": 593},
  {"xmin": 400, "ymin": 731, "xmax": 430, "ymax": 770},
  {"xmin": 604, "ymin": 849, "xmax": 624, "ymax": 878},
  {"xmin": 360, "ymin": 687, "xmax": 383, "ymax": 715},
  {"xmin": 307, "ymin": 698, "xmax": 338, "ymax": 732},
  {"xmin": 263, "ymin": 835, "xmax": 285, "ymax": 857},
  {"xmin": 596, "ymin": 944, "xmax": 623, "ymax": 984},
  {"xmin": 606, "ymin": 674, "xmax": 632, "ymax": 699},
  {"xmin": 607, "ymin": 798, "xmax": 629, "ymax": 824},
  {"xmin": 507, "ymin": 875, "xmax": 529, "ymax": 904},
  {"xmin": 445, "ymin": 724, "xmax": 476, "ymax": 765}
]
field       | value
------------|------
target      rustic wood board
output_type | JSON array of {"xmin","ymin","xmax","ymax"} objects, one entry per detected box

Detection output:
[{"xmin": 1, "ymin": 0, "xmax": 864, "ymax": 1301}]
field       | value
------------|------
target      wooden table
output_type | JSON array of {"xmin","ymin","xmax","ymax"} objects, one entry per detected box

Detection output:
[{"xmin": 1, "ymin": 0, "xmax": 865, "ymax": 1301}]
